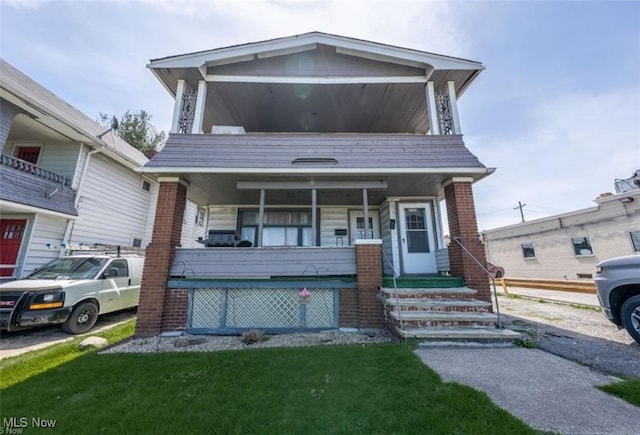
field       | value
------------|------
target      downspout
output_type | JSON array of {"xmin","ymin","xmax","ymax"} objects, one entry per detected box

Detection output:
[{"xmin": 60, "ymin": 143, "xmax": 106, "ymax": 256}]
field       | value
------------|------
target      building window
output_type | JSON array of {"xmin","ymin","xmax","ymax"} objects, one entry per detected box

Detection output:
[
  {"xmin": 132, "ymin": 238, "xmax": 142, "ymax": 248},
  {"xmin": 141, "ymin": 180, "xmax": 151, "ymax": 192},
  {"xmin": 196, "ymin": 208, "xmax": 206, "ymax": 226},
  {"xmin": 239, "ymin": 209, "xmax": 312, "ymax": 247},
  {"xmin": 521, "ymin": 243, "xmax": 536, "ymax": 259},
  {"xmin": 15, "ymin": 146, "xmax": 41, "ymax": 164},
  {"xmin": 572, "ymin": 237, "xmax": 593, "ymax": 256},
  {"xmin": 630, "ymin": 231, "xmax": 640, "ymax": 253}
]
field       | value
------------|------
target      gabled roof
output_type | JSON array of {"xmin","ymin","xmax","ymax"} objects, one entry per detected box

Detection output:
[
  {"xmin": 148, "ymin": 33, "xmax": 484, "ymax": 134},
  {"xmin": 0, "ymin": 59, "xmax": 148, "ymax": 168},
  {"xmin": 149, "ymin": 31, "xmax": 484, "ymax": 73}
]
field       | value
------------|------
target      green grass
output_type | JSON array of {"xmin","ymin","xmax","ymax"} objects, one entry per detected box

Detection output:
[
  {"xmin": 0, "ymin": 343, "xmax": 536, "ymax": 434},
  {"xmin": 0, "ymin": 319, "xmax": 135, "ymax": 389},
  {"xmin": 599, "ymin": 378, "xmax": 640, "ymax": 407}
]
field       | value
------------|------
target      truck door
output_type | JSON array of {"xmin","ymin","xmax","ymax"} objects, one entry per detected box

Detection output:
[{"xmin": 100, "ymin": 259, "xmax": 132, "ymax": 313}]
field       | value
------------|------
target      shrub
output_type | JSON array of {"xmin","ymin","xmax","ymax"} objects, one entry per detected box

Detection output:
[{"xmin": 241, "ymin": 329, "xmax": 265, "ymax": 345}]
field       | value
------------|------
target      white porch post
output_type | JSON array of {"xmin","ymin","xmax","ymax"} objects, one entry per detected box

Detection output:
[
  {"xmin": 191, "ymin": 80, "xmax": 207, "ymax": 134},
  {"xmin": 446, "ymin": 81, "xmax": 462, "ymax": 134},
  {"xmin": 311, "ymin": 188, "xmax": 317, "ymax": 246},
  {"xmin": 362, "ymin": 188, "xmax": 369, "ymax": 239},
  {"xmin": 171, "ymin": 79, "xmax": 186, "ymax": 134},
  {"xmin": 258, "ymin": 189, "xmax": 265, "ymax": 247},
  {"xmin": 425, "ymin": 81, "xmax": 440, "ymax": 135}
]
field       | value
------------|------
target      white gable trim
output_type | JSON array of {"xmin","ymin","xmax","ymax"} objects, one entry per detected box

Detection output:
[
  {"xmin": 204, "ymin": 74, "xmax": 428, "ymax": 84},
  {"xmin": 148, "ymin": 32, "xmax": 483, "ymax": 72}
]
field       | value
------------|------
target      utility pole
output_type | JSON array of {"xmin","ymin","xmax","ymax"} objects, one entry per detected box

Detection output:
[{"xmin": 514, "ymin": 201, "xmax": 527, "ymax": 222}]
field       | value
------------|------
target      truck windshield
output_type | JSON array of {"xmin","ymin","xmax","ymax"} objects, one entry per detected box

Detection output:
[{"xmin": 27, "ymin": 258, "xmax": 109, "ymax": 280}]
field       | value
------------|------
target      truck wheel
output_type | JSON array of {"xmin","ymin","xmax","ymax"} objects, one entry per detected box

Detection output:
[
  {"xmin": 63, "ymin": 302, "xmax": 98, "ymax": 334},
  {"xmin": 621, "ymin": 295, "xmax": 640, "ymax": 345}
]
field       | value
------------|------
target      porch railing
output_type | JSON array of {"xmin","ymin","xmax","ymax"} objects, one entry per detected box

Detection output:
[
  {"xmin": 0, "ymin": 153, "xmax": 71, "ymax": 187},
  {"xmin": 171, "ymin": 246, "xmax": 356, "ymax": 279},
  {"xmin": 452, "ymin": 237, "xmax": 502, "ymax": 328}
]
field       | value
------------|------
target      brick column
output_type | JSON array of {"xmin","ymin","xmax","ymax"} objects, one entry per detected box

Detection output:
[
  {"xmin": 355, "ymin": 240, "xmax": 384, "ymax": 329},
  {"xmin": 135, "ymin": 179, "xmax": 188, "ymax": 337},
  {"xmin": 444, "ymin": 179, "xmax": 491, "ymax": 304}
]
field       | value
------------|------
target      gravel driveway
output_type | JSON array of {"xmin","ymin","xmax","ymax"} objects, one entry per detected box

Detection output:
[{"xmin": 497, "ymin": 293, "xmax": 640, "ymax": 378}]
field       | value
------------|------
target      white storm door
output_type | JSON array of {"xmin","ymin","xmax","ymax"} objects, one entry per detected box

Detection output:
[{"xmin": 399, "ymin": 204, "xmax": 437, "ymax": 274}]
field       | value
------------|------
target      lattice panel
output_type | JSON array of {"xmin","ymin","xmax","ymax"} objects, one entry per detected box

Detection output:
[
  {"xmin": 190, "ymin": 288, "xmax": 224, "ymax": 328},
  {"xmin": 189, "ymin": 287, "xmax": 337, "ymax": 331},
  {"xmin": 305, "ymin": 289, "xmax": 336, "ymax": 327}
]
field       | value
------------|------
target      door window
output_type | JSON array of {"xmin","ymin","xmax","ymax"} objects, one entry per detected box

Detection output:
[{"xmin": 405, "ymin": 208, "xmax": 430, "ymax": 253}]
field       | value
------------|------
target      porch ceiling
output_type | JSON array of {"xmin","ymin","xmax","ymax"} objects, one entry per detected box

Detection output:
[{"xmin": 170, "ymin": 172, "xmax": 488, "ymax": 206}]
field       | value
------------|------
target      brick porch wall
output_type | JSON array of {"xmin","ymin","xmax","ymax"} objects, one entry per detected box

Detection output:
[
  {"xmin": 444, "ymin": 180, "xmax": 491, "ymax": 304},
  {"xmin": 338, "ymin": 288, "xmax": 359, "ymax": 328},
  {"xmin": 355, "ymin": 241, "xmax": 384, "ymax": 328},
  {"xmin": 135, "ymin": 180, "xmax": 188, "ymax": 337}
]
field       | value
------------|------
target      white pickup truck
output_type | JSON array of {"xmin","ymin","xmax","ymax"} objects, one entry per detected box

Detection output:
[
  {"xmin": 0, "ymin": 255, "xmax": 144, "ymax": 334},
  {"xmin": 594, "ymin": 254, "xmax": 640, "ymax": 344}
]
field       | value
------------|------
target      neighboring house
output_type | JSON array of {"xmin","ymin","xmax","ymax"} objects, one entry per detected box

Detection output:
[
  {"xmin": 135, "ymin": 32, "xmax": 495, "ymax": 337},
  {"xmin": 482, "ymin": 174, "xmax": 640, "ymax": 280},
  {"xmin": 0, "ymin": 60, "xmax": 167, "ymax": 281}
]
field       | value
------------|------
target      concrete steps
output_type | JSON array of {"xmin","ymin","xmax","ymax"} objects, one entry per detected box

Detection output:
[{"xmin": 381, "ymin": 286, "xmax": 521, "ymax": 344}]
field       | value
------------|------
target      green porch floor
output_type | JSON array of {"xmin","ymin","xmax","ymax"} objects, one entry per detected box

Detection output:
[{"xmin": 382, "ymin": 276, "xmax": 464, "ymax": 288}]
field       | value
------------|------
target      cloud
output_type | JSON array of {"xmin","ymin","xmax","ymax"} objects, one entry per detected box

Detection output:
[
  {"xmin": 2, "ymin": 0, "xmax": 50, "ymax": 9},
  {"xmin": 472, "ymin": 86, "xmax": 640, "ymax": 230}
]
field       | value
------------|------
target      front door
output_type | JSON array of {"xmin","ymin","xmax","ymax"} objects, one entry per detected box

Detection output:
[
  {"xmin": 0, "ymin": 219, "xmax": 27, "ymax": 277},
  {"xmin": 399, "ymin": 204, "xmax": 436, "ymax": 274}
]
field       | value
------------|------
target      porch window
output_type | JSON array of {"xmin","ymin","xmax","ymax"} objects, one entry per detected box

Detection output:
[{"xmin": 240, "ymin": 210, "xmax": 313, "ymax": 247}]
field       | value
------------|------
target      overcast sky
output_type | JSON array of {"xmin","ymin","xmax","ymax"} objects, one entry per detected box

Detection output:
[{"xmin": 2, "ymin": 0, "xmax": 639, "ymax": 231}]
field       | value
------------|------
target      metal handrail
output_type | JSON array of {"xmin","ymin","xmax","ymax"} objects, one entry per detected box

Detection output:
[
  {"xmin": 381, "ymin": 251, "xmax": 403, "ymax": 330},
  {"xmin": 452, "ymin": 237, "xmax": 502, "ymax": 329}
]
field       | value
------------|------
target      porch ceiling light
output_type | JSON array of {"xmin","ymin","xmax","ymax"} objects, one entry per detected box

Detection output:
[
  {"xmin": 292, "ymin": 157, "xmax": 338, "ymax": 165},
  {"xmin": 620, "ymin": 197, "xmax": 634, "ymax": 203}
]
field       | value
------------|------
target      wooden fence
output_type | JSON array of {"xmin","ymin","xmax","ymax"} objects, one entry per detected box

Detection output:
[{"xmin": 499, "ymin": 278, "xmax": 596, "ymax": 295}]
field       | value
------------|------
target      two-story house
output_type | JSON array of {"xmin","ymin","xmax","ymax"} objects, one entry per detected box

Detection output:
[
  {"xmin": 0, "ymin": 60, "xmax": 164, "ymax": 280},
  {"xmin": 136, "ymin": 33, "xmax": 512, "ymax": 341}
]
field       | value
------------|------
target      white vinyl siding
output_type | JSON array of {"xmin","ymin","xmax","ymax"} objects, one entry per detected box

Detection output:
[
  {"xmin": 207, "ymin": 206, "xmax": 238, "ymax": 230},
  {"xmin": 181, "ymin": 200, "xmax": 206, "ymax": 248},
  {"xmin": 37, "ymin": 142, "xmax": 80, "ymax": 179},
  {"xmin": 319, "ymin": 207, "xmax": 348, "ymax": 247},
  {"xmin": 21, "ymin": 214, "xmax": 68, "ymax": 277},
  {"xmin": 69, "ymin": 153, "xmax": 155, "ymax": 247},
  {"xmin": 380, "ymin": 200, "xmax": 400, "ymax": 276},
  {"xmin": 10, "ymin": 141, "xmax": 80, "ymax": 180},
  {"xmin": 72, "ymin": 144, "xmax": 89, "ymax": 189}
]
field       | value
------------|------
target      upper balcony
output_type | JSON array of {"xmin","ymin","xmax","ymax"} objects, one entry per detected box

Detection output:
[
  {"xmin": 148, "ymin": 32, "xmax": 483, "ymax": 137},
  {"xmin": 0, "ymin": 153, "xmax": 77, "ymax": 216}
]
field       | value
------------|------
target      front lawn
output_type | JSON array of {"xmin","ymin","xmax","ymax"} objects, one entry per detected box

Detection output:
[
  {"xmin": 0, "ymin": 319, "xmax": 135, "ymax": 389},
  {"xmin": 0, "ymin": 344, "xmax": 535, "ymax": 434},
  {"xmin": 599, "ymin": 378, "xmax": 640, "ymax": 407}
]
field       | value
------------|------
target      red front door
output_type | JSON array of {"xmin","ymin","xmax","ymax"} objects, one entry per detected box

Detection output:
[{"xmin": 0, "ymin": 219, "xmax": 27, "ymax": 277}]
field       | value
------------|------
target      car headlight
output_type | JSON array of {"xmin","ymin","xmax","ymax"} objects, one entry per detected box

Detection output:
[
  {"xmin": 29, "ymin": 291, "xmax": 65, "ymax": 310},
  {"xmin": 595, "ymin": 266, "xmax": 604, "ymax": 275}
]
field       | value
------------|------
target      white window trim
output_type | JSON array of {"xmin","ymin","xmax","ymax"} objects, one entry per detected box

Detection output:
[{"xmin": 629, "ymin": 230, "xmax": 640, "ymax": 253}]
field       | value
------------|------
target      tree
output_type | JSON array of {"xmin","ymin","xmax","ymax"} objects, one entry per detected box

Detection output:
[{"xmin": 100, "ymin": 110, "xmax": 166, "ymax": 153}]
